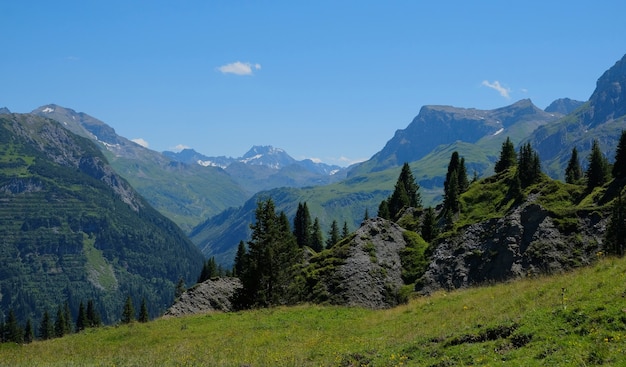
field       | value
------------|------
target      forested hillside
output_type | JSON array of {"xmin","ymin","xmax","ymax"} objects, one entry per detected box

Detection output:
[{"xmin": 0, "ymin": 113, "xmax": 204, "ymax": 332}]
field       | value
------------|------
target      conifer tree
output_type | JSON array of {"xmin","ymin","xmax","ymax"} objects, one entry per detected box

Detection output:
[
  {"xmin": 387, "ymin": 162, "xmax": 421, "ymax": 219},
  {"xmin": 86, "ymin": 299, "xmax": 101, "ymax": 328},
  {"xmin": 139, "ymin": 298, "xmax": 149, "ymax": 323},
  {"xmin": 175, "ymin": 277, "xmax": 186, "ymax": 299},
  {"xmin": 63, "ymin": 300, "xmax": 72, "ymax": 335},
  {"xmin": 326, "ymin": 220, "xmax": 340, "ymax": 248},
  {"xmin": 54, "ymin": 306, "xmax": 65, "ymax": 337},
  {"xmin": 443, "ymin": 152, "xmax": 468, "ymax": 214},
  {"xmin": 613, "ymin": 130, "xmax": 626, "ymax": 179},
  {"xmin": 494, "ymin": 137, "xmax": 517, "ymax": 173},
  {"xmin": 342, "ymin": 221, "xmax": 350, "ymax": 239},
  {"xmin": 23, "ymin": 318, "xmax": 33, "ymax": 344},
  {"xmin": 293, "ymin": 202, "xmax": 312, "ymax": 248},
  {"xmin": 517, "ymin": 142, "xmax": 542, "ymax": 187},
  {"xmin": 565, "ymin": 147, "xmax": 583, "ymax": 184},
  {"xmin": 586, "ymin": 139, "xmax": 610, "ymax": 191},
  {"xmin": 121, "ymin": 295, "xmax": 135, "ymax": 324},
  {"xmin": 4, "ymin": 309, "xmax": 22, "ymax": 344},
  {"xmin": 310, "ymin": 217, "xmax": 324, "ymax": 252},
  {"xmin": 233, "ymin": 240, "xmax": 247, "ymax": 278},
  {"xmin": 458, "ymin": 157, "xmax": 469, "ymax": 193},
  {"xmin": 421, "ymin": 207, "xmax": 438, "ymax": 243},
  {"xmin": 76, "ymin": 301, "xmax": 87, "ymax": 332},
  {"xmin": 363, "ymin": 208, "xmax": 370, "ymax": 221},
  {"xmin": 377, "ymin": 199, "xmax": 390, "ymax": 220},
  {"xmin": 39, "ymin": 310, "xmax": 53, "ymax": 340}
]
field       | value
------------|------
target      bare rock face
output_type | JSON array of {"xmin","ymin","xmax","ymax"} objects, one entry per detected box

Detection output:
[
  {"xmin": 418, "ymin": 198, "xmax": 606, "ymax": 294},
  {"xmin": 165, "ymin": 277, "xmax": 243, "ymax": 317},
  {"xmin": 332, "ymin": 217, "xmax": 408, "ymax": 309}
]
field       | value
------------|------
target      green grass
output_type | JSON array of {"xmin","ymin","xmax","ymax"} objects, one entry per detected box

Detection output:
[{"xmin": 3, "ymin": 256, "xmax": 626, "ymax": 366}]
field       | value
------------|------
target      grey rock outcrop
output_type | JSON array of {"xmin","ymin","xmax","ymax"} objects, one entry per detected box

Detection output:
[
  {"xmin": 165, "ymin": 278, "xmax": 243, "ymax": 317},
  {"xmin": 418, "ymin": 197, "xmax": 607, "ymax": 294}
]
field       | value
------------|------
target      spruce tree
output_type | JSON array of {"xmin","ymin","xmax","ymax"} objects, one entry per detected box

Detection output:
[
  {"xmin": 363, "ymin": 208, "xmax": 370, "ymax": 221},
  {"xmin": 233, "ymin": 240, "xmax": 247, "ymax": 278},
  {"xmin": 443, "ymin": 170, "xmax": 460, "ymax": 213},
  {"xmin": 387, "ymin": 162, "xmax": 421, "ymax": 219},
  {"xmin": 139, "ymin": 298, "xmax": 149, "ymax": 323},
  {"xmin": 494, "ymin": 137, "xmax": 517, "ymax": 173},
  {"xmin": 421, "ymin": 207, "xmax": 438, "ymax": 243},
  {"xmin": 517, "ymin": 142, "xmax": 541, "ymax": 187},
  {"xmin": 76, "ymin": 301, "xmax": 87, "ymax": 332},
  {"xmin": 175, "ymin": 277, "xmax": 186, "ymax": 299},
  {"xmin": 565, "ymin": 147, "xmax": 583, "ymax": 184},
  {"xmin": 613, "ymin": 130, "xmax": 626, "ymax": 179},
  {"xmin": 293, "ymin": 202, "xmax": 312, "ymax": 248},
  {"xmin": 443, "ymin": 152, "xmax": 468, "ymax": 214},
  {"xmin": 586, "ymin": 139, "xmax": 610, "ymax": 191},
  {"xmin": 63, "ymin": 300, "xmax": 72, "ymax": 335},
  {"xmin": 54, "ymin": 306, "xmax": 65, "ymax": 337},
  {"xmin": 458, "ymin": 157, "xmax": 469, "ymax": 193},
  {"xmin": 341, "ymin": 221, "xmax": 350, "ymax": 239},
  {"xmin": 23, "ymin": 318, "xmax": 33, "ymax": 344},
  {"xmin": 605, "ymin": 192, "xmax": 626, "ymax": 256},
  {"xmin": 326, "ymin": 220, "xmax": 340, "ymax": 248},
  {"xmin": 310, "ymin": 217, "xmax": 324, "ymax": 252},
  {"xmin": 377, "ymin": 199, "xmax": 390, "ymax": 220},
  {"xmin": 86, "ymin": 299, "xmax": 101, "ymax": 328},
  {"xmin": 5, "ymin": 309, "xmax": 22, "ymax": 343},
  {"xmin": 39, "ymin": 310, "xmax": 53, "ymax": 340},
  {"xmin": 121, "ymin": 295, "xmax": 135, "ymax": 324}
]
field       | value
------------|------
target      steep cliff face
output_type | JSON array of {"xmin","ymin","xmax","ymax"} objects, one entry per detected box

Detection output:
[{"xmin": 418, "ymin": 196, "xmax": 607, "ymax": 294}]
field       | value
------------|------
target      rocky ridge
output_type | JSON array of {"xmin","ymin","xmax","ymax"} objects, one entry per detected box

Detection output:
[{"xmin": 165, "ymin": 278, "xmax": 243, "ymax": 317}]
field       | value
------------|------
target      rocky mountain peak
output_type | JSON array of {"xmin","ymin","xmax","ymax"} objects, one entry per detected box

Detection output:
[
  {"xmin": 584, "ymin": 53, "xmax": 626, "ymax": 127},
  {"xmin": 544, "ymin": 98, "xmax": 584, "ymax": 115}
]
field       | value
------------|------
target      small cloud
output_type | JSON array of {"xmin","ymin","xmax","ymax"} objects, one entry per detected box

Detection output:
[
  {"xmin": 131, "ymin": 138, "xmax": 149, "ymax": 148},
  {"xmin": 218, "ymin": 61, "xmax": 261, "ymax": 76},
  {"xmin": 170, "ymin": 144, "xmax": 190, "ymax": 152},
  {"xmin": 481, "ymin": 80, "xmax": 511, "ymax": 99}
]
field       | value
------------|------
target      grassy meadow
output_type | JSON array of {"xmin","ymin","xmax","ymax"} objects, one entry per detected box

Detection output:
[{"xmin": 2, "ymin": 256, "xmax": 626, "ymax": 366}]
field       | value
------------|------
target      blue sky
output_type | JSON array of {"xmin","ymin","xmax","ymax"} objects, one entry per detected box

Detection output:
[{"xmin": 2, "ymin": 1, "xmax": 626, "ymax": 166}]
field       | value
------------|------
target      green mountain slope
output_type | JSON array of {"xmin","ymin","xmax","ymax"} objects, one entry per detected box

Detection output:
[
  {"xmin": 0, "ymin": 113, "xmax": 204, "ymax": 326},
  {"xmin": 3, "ymin": 256, "xmax": 626, "ymax": 366},
  {"xmin": 32, "ymin": 105, "xmax": 249, "ymax": 232}
]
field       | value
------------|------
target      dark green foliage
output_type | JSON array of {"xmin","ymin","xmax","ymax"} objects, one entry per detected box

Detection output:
[
  {"xmin": 293, "ymin": 202, "xmax": 312, "ymax": 248},
  {"xmin": 4, "ymin": 309, "xmax": 22, "ymax": 344},
  {"xmin": 233, "ymin": 241, "xmax": 247, "ymax": 277},
  {"xmin": 175, "ymin": 278, "xmax": 186, "ymax": 299},
  {"xmin": 443, "ymin": 152, "xmax": 469, "ymax": 217},
  {"xmin": 326, "ymin": 220, "xmax": 340, "ymax": 249},
  {"xmin": 400, "ymin": 232, "xmax": 430, "ymax": 285},
  {"xmin": 342, "ymin": 221, "xmax": 350, "ymax": 240},
  {"xmin": 76, "ymin": 301, "xmax": 87, "ymax": 332},
  {"xmin": 39, "ymin": 310, "xmax": 53, "ymax": 340},
  {"xmin": 23, "ymin": 318, "xmax": 33, "ymax": 344},
  {"xmin": 387, "ymin": 163, "xmax": 422, "ymax": 219},
  {"xmin": 565, "ymin": 147, "xmax": 583, "ymax": 184},
  {"xmin": 377, "ymin": 199, "xmax": 390, "ymax": 220},
  {"xmin": 517, "ymin": 142, "xmax": 542, "ymax": 187},
  {"xmin": 138, "ymin": 298, "xmax": 149, "ymax": 323},
  {"xmin": 198, "ymin": 257, "xmax": 219, "ymax": 283},
  {"xmin": 311, "ymin": 217, "xmax": 324, "ymax": 252},
  {"xmin": 586, "ymin": 139, "xmax": 610, "ymax": 191},
  {"xmin": 121, "ymin": 295, "xmax": 134, "ymax": 324},
  {"xmin": 494, "ymin": 137, "xmax": 517, "ymax": 173},
  {"xmin": 605, "ymin": 192, "xmax": 626, "ymax": 256},
  {"xmin": 363, "ymin": 208, "xmax": 370, "ymax": 221},
  {"xmin": 54, "ymin": 306, "xmax": 66, "ymax": 337},
  {"xmin": 237, "ymin": 198, "xmax": 301, "ymax": 308},
  {"xmin": 86, "ymin": 299, "xmax": 101, "ymax": 328},
  {"xmin": 420, "ymin": 207, "xmax": 438, "ymax": 243},
  {"xmin": 612, "ymin": 130, "xmax": 626, "ymax": 179}
]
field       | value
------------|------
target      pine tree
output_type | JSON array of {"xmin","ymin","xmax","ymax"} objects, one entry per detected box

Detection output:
[
  {"xmin": 387, "ymin": 163, "xmax": 421, "ymax": 219},
  {"xmin": 517, "ymin": 142, "xmax": 542, "ymax": 187},
  {"xmin": 138, "ymin": 298, "xmax": 149, "ymax": 323},
  {"xmin": 565, "ymin": 147, "xmax": 583, "ymax": 184},
  {"xmin": 341, "ymin": 221, "xmax": 350, "ymax": 239},
  {"xmin": 76, "ymin": 301, "xmax": 87, "ymax": 332},
  {"xmin": 63, "ymin": 300, "xmax": 72, "ymax": 335},
  {"xmin": 198, "ymin": 257, "xmax": 218, "ymax": 283},
  {"xmin": 233, "ymin": 240, "xmax": 247, "ymax": 278},
  {"xmin": 613, "ymin": 130, "xmax": 626, "ymax": 179},
  {"xmin": 121, "ymin": 295, "xmax": 135, "ymax": 324},
  {"xmin": 363, "ymin": 208, "xmax": 370, "ymax": 221},
  {"xmin": 293, "ymin": 202, "xmax": 312, "ymax": 248},
  {"xmin": 443, "ymin": 152, "xmax": 468, "ymax": 214},
  {"xmin": 377, "ymin": 199, "xmax": 390, "ymax": 219},
  {"xmin": 86, "ymin": 299, "xmax": 101, "ymax": 328},
  {"xmin": 443, "ymin": 169, "xmax": 460, "ymax": 213},
  {"xmin": 458, "ymin": 157, "xmax": 469, "ymax": 193},
  {"xmin": 326, "ymin": 220, "xmax": 340, "ymax": 248},
  {"xmin": 421, "ymin": 207, "xmax": 438, "ymax": 243},
  {"xmin": 494, "ymin": 137, "xmax": 517, "ymax": 173},
  {"xmin": 54, "ymin": 306, "xmax": 65, "ymax": 337},
  {"xmin": 175, "ymin": 277, "xmax": 186, "ymax": 299},
  {"xmin": 586, "ymin": 139, "xmax": 610, "ymax": 191},
  {"xmin": 5, "ymin": 309, "xmax": 22, "ymax": 343},
  {"xmin": 23, "ymin": 318, "xmax": 33, "ymax": 344},
  {"xmin": 310, "ymin": 217, "xmax": 324, "ymax": 252},
  {"xmin": 39, "ymin": 310, "xmax": 53, "ymax": 340}
]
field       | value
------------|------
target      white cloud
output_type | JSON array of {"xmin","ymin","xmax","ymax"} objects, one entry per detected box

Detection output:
[
  {"xmin": 171, "ymin": 144, "xmax": 191, "ymax": 152},
  {"xmin": 131, "ymin": 138, "xmax": 149, "ymax": 148},
  {"xmin": 481, "ymin": 80, "xmax": 511, "ymax": 99},
  {"xmin": 218, "ymin": 61, "xmax": 261, "ymax": 76}
]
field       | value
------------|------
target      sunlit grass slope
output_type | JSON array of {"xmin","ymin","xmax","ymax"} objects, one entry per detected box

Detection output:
[{"xmin": 2, "ymin": 257, "xmax": 626, "ymax": 366}]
